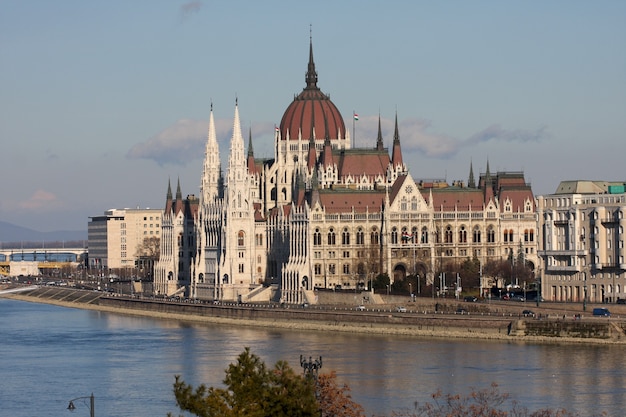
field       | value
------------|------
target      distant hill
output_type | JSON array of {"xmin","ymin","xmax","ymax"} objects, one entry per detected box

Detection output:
[{"xmin": 0, "ymin": 221, "xmax": 87, "ymax": 245}]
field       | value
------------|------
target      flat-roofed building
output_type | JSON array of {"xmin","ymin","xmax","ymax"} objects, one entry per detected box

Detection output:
[
  {"xmin": 88, "ymin": 208, "xmax": 162, "ymax": 273},
  {"xmin": 537, "ymin": 181, "xmax": 626, "ymax": 304}
]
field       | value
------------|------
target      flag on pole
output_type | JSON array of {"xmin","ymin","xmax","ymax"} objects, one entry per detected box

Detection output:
[{"xmin": 353, "ymin": 112, "xmax": 359, "ymax": 121}]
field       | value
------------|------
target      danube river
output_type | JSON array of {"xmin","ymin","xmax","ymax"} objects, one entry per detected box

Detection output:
[{"xmin": 0, "ymin": 298, "xmax": 623, "ymax": 417}]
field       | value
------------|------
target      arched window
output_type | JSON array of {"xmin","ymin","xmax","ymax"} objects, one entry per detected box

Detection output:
[
  {"xmin": 237, "ymin": 230, "xmax": 245, "ymax": 247},
  {"xmin": 371, "ymin": 227, "xmax": 379, "ymax": 245},
  {"xmin": 313, "ymin": 228, "xmax": 322, "ymax": 246},
  {"xmin": 508, "ymin": 229, "xmax": 514, "ymax": 242},
  {"xmin": 327, "ymin": 228, "xmax": 336, "ymax": 245},
  {"xmin": 459, "ymin": 226, "xmax": 467, "ymax": 243},
  {"xmin": 421, "ymin": 227, "xmax": 428, "ymax": 244},
  {"xmin": 445, "ymin": 226, "xmax": 453, "ymax": 243},
  {"xmin": 487, "ymin": 226, "xmax": 495, "ymax": 243},
  {"xmin": 411, "ymin": 197, "xmax": 418, "ymax": 211},
  {"xmin": 342, "ymin": 228, "xmax": 350, "ymax": 245},
  {"xmin": 356, "ymin": 228, "xmax": 364, "ymax": 245},
  {"xmin": 529, "ymin": 230, "xmax": 534, "ymax": 242},
  {"xmin": 391, "ymin": 227, "xmax": 398, "ymax": 244},
  {"xmin": 473, "ymin": 226, "xmax": 481, "ymax": 243}
]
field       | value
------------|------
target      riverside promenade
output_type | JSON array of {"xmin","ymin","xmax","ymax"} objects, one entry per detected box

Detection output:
[{"xmin": 2, "ymin": 284, "xmax": 626, "ymax": 345}]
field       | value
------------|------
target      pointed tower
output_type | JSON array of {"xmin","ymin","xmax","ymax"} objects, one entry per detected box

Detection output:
[
  {"xmin": 376, "ymin": 114, "xmax": 384, "ymax": 151},
  {"xmin": 391, "ymin": 112, "xmax": 403, "ymax": 167},
  {"xmin": 220, "ymin": 99, "xmax": 255, "ymax": 291},
  {"xmin": 468, "ymin": 160, "xmax": 476, "ymax": 188},
  {"xmin": 200, "ymin": 103, "xmax": 221, "ymax": 205},
  {"xmin": 247, "ymin": 128, "xmax": 259, "ymax": 176}
]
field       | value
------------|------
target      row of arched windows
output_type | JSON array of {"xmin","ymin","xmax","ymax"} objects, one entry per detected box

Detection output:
[
  {"xmin": 311, "ymin": 225, "xmax": 535, "ymax": 246},
  {"xmin": 313, "ymin": 227, "xmax": 380, "ymax": 247}
]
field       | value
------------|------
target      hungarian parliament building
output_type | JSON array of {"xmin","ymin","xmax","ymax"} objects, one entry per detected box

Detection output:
[{"xmin": 152, "ymin": 40, "xmax": 537, "ymax": 305}]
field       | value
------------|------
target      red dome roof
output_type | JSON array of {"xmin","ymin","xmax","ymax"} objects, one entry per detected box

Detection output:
[{"xmin": 279, "ymin": 42, "xmax": 345, "ymax": 141}]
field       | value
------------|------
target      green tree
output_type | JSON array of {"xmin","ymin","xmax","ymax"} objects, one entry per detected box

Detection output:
[{"xmin": 169, "ymin": 347, "xmax": 319, "ymax": 417}]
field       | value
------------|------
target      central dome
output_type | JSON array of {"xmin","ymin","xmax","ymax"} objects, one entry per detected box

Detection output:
[{"xmin": 279, "ymin": 41, "xmax": 345, "ymax": 141}]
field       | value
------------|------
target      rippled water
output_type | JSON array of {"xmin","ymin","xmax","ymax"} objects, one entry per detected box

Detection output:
[{"xmin": 0, "ymin": 298, "xmax": 623, "ymax": 416}]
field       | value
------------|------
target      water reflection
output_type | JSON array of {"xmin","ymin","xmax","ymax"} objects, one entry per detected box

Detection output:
[{"xmin": 1, "ymin": 298, "xmax": 624, "ymax": 417}]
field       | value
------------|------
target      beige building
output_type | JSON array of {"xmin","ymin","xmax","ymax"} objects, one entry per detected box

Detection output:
[
  {"xmin": 537, "ymin": 181, "xmax": 626, "ymax": 303},
  {"xmin": 88, "ymin": 208, "xmax": 162, "ymax": 273}
]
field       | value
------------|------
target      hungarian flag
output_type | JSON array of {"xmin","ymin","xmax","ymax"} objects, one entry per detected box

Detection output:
[{"xmin": 353, "ymin": 113, "xmax": 359, "ymax": 121}]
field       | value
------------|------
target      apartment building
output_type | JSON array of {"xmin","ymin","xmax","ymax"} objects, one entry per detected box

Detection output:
[
  {"xmin": 88, "ymin": 208, "xmax": 162, "ymax": 272},
  {"xmin": 537, "ymin": 181, "xmax": 626, "ymax": 303}
]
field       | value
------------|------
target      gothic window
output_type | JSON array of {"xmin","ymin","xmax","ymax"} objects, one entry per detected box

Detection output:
[
  {"xmin": 445, "ymin": 226, "xmax": 453, "ymax": 244},
  {"xmin": 391, "ymin": 227, "xmax": 398, "ymax": 244},
  {"xmin": 371, "ymin": 227, "xmax": 379, "ymax": 245},
  {"xmin": 328, "ymin": 228, "xmax": 336, "ymax": 245},
  {"xmin": 238, "ymin": 264, "xmax": 244, "ymax": 273},
  {"xmin": 401, "ymin": 197, "xmax": 407, "ymax": 211},
  {"xmin": 313, "ymin": 228, "xmax": 322, "ymax": 246},
  {"xmin": 328, "ymin": 264, "xmax": 336, "ymax": 275},
  {"xmin": 343, "ymin": 264, "xmax": 350, "ymax": 274},
  {"xmin": 421, "ymin": 227, "xmax": 428, "ymax": 244},
  {"xmin": 342, "ymin": 228, "xmax": 350, "ymax": 245},
  {"xmin": 237, "ymin": 230, "xmax": 245, "ymax": 246},
  {"xmin": 487, "ymin": 226, "xmax": 495, "ymax": 243},
  {"xmin": 473, "ymin": 226, "xmax": 481, "ymax": 243},
  {"xmin": 356, "ymin": 228, "xmax": 364, "ymax": 245},
  {"xmin": 314, "ymin": 264, "xmax": 321, "ymax": 275},
  {"xmin": 411, "ymin": 197, "xmax": 418, "ymax": 211},
  {"xmin": 459, "ymin": 226, "xmax": 467, "ymax": 243},
  {"xmin": 524, "ymin": 229, "xmax": 529, "ymax": 242}
]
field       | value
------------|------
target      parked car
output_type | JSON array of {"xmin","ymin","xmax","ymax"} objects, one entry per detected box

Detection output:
[
  {"xmin": 592, "ymin": 307, "xmax": 610, "ymax": 317},
  {"xmin": 617, "ymin": 299, "xmax": 626, "ymax": 304},
  {"xmin": 356, "ymin": 305, "xmax": 366, "ymax": 311},
  {"xmin": 456, "ymin": 307, "xmax": 468, "ymax": 314},
  {"xmin": 522, "ymin": 309, "xmax": 535, "ymax": 317},
  {"xmin": 463, "ymin": 296, "xmax": 477, "ymax": 302},
  {"xmin": 396, "ymin": 306, "xmax": 407, "ymax": 313}
]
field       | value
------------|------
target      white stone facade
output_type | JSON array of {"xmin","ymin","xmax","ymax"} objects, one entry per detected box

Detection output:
[{"xmin": 537, "ymin": 181, "xmax": 626, "ymax": 303}]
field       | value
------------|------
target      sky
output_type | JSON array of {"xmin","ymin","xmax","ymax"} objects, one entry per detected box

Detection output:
[{"xmin": 1, "ymin": 1, "xmax": 625, "ymax": 233}]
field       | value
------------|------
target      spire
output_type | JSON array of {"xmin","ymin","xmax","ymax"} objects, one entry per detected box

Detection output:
[
  {"xmin": 247, "ymin": 127, "xmax": 254, "ymax": 157},
  {"xmin": 200, "ymin": 102, "xmax": 221, "ymax": 204},
  {"xmin": 176, "ymin": 177, "xmax": 182, "ymax": 200},
  {"xmin": 376, "ymin": 113, "xmax": 384, "ymax": 151},
  {"xmin": 305, "ymin": 29, "xmax": 318, "ymax": 90},
  {"xmin": 307, "ymin": 135, "xmax": 317, "ymax": 169},
  {"xmin": 247, "ymin": 127, "xmax": 258, "ymax": 175},
  {"xmin": 468, "ymin": 160, "xmax": 476, "ymax": 188},
  {"xmin": 322, "ymin": 135, "xmax": 333, "ymax": 168},
  {"xmin": 391, "ymin": 111, "xmax": 403, "ymax": 166},
  {"xmin": 166, "ymin": 178, "xmax": 172, "ymax": 202},
  {"xmin": 226, "ymin": 98, "xmax": 247, "ymax": 189}
]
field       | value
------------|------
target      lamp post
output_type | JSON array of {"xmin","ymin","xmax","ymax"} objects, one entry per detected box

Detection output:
[{"xmin": 67, "ymin": 393, "xmax": 95, "ymax": 417}]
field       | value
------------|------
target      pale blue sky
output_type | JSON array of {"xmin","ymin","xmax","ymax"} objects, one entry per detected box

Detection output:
[{"xmin": 1, "ymin": 1, "xmax": 625, "ymax": 232}]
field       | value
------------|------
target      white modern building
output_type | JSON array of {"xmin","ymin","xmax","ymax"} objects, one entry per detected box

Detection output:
[
  {"xmin": 537, "ymin": 181, "xmax": 626, "ymax": 303},
  {"xmin": 88, "ymin": 208, "xmax": 162, "ymax": 272}
]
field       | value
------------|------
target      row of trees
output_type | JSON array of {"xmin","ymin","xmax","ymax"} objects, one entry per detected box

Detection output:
[{"xmin": 168, "ymin": 348, "xmax": 588, "ymax": 417}]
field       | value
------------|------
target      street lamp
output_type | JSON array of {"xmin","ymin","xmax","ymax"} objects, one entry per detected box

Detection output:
[{"xmin": 67, "ymin": 393, "xmax": 95, "ymax": 417}]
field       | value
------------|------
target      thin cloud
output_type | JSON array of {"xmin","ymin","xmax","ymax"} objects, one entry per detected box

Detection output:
[
  {"xmin": 353, "ymin": 116, "xmax": 459, "ymax": 159},
  {"xmin": 127, "ymin": 118, "xmax": 275, "ymax": 166},
  {"xmin": 127, "ymin": 119, "xmax": 209, "ymax": 166},
  {"xmin": 180, "ymin": 1, "xmax": 202, "ymax": 21},
  {"xmin": 466, "ymin": 124, "xmax": 548, "ymax": 145},
  {"xmin": 18, "ymin": 190, "xmax": 61, "ymax": 210}
]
